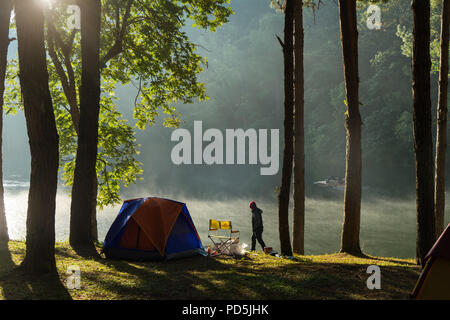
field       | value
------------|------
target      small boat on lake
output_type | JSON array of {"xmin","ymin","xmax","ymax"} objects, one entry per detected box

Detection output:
[{"xmin": 314, "ymin": 176, "xmax": 345, "ymax": 191}]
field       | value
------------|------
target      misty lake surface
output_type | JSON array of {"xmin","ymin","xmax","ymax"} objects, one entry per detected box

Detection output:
[{"xmin": 4, "ymin": 180, "xmax": 449, "ymax": 259}]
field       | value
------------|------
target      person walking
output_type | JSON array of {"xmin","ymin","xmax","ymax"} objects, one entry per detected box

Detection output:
[{"xmin": 249, "ymin": 201, "xmax": 266, "ymax": 251}]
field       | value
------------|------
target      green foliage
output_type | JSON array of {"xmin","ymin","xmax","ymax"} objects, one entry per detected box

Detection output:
[
  {"xmin": 3, "ymin": 59, "xmax": 20, "ymax": 116},
  {"xmin": 101, "ymin": 0, "xmax": 231, "ymax": 130},
  {"xmin": 5, "ymin": 55, "xmax": 143, "ymax": 209},
  {"xmin": 395, "ymin": 0, "xmax": 447, "ymax": 74},
  {"xmin": 4, "ymin": 0, "xmax": 232, "ymax": 208},
  {"xmin": 270, "ymin": 0, "xmax": 325, "ymax": 14},
  {"xmin": 181, "ymin": 0, "xmax": 233, "ymax": 30},
  {"xmin": 58, "ymin": 79, "xmax": 143, "ymax": 209}
]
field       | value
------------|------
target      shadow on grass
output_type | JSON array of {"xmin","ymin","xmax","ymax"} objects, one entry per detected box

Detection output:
[
  {"xmin": 0, "ymin": 241, "xmax": 14, "ymax": 271},
  {"xmin": 71, "ymin": 243, "xmax": 101, "ymax": 259},
  {"xmin": 90, "ymin": 254, "xmax": 232, "ymax": 299},
  {"xmin": 359, "ymin": 254, "xmax": 418, "ymax": 266},
  {"xmin": 83, "ymin": 252, "xmax": 419, "ymax": 300},
  {"xmin": 2, "ymin": 241, "xmax": 419, "ymax": 300},
  {"xmin": 0, "ymin": 242, "xmax": 72, "ymax": 300}
]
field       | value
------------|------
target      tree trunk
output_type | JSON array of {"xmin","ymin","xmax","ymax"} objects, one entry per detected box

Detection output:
[
  {"xmin": 434, "ymin": 0, "xmax": 450, "ymax": 238},
  {"xmin": 0, "ymin": 0, "xmax": 13, "ymax": 244},
  {"xmin": 412, "ymin": 0, "xmax": 436, "ymax": 267},
  {"xmin": 278, "ymin": 0, "xmax": 294, "ymax": 257},
  {"xmin": 292, "ymin": 0, "xmax": 305, "ymax": 255},
  {"xmin": 70, "ymin": 0, "xmax": 101, "ymax": 249},
  {"xmin": 15, "ymin": 0, "xmax": 60, "ymax": 274},
  {"xmin": 46, "ymin": 11, "xmax": 99, "ymax": 242},
  {"xmin": 91, "ymin": 176, "xmax": 98, "ymax": 242},
  {"xmin": 338, "ymin": 0, "xmax": 362, "ymax": 256}
]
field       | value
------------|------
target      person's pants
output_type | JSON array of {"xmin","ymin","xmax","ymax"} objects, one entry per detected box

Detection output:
[{"xmin": 251, "ymin": 229, "xmax": 266, "ymax": 251}]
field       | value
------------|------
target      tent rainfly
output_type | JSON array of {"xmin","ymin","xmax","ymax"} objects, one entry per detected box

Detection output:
[
  {"xmin": 412, "ymin": 224, "xmax": 450, "ymax": 299},
  {"xmin": 103, "ymin": 197, "xmax": 203, "ymax": 261}
]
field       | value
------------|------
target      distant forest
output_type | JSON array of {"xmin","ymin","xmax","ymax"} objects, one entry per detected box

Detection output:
[
  {"xmin": 124, "ymin": 0, "xmax": 447, "ymax": 199},
  {"xmin": 2, "ymin": 0, "xmax": 448, "ymax": 200}
]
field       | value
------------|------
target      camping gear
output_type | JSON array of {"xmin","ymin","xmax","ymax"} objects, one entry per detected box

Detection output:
[
  {"xmin": 411, "ymin": 224, "xmax": 450, "ymax": 299},
  {"xmin": 206, "ymin": 246, "xmax": 219, "ymax": 257},
  {"xmin": 229, "ymin": 242, "xmax": 248, "ymax": 256},
  {"xmin": 102, "ymin": 197, "xmax": 203, "ymax": 261},
  {"xmin": 208, "ymin": 219, "xmax": 240, "ymax": 256},
  {"xmin": 264, "ymin": 247, "xmax": 273, "ymax": 254}
]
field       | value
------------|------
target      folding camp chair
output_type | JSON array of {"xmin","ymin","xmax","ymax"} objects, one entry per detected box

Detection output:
[{"xmin": 208, "ymin": 219, "xmax": 240, "ymax": 256}]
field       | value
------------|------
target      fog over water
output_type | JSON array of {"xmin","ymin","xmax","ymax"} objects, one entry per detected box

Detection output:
[{"xmin": 5, "ymin": 183, "xmax": 449, "ymax": 258}]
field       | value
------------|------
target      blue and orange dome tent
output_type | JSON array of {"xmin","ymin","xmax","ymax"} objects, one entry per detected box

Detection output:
[{"xmin": 103, "ymin": 197, "xmax": 203, "ymax": 261}]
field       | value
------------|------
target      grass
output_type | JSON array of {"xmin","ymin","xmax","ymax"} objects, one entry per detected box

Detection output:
[{"xmin": 0, "ymin": 240, "xmax": 420, "ymax": 300}]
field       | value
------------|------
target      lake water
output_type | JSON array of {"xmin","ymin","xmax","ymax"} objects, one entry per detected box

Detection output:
[{"xmin": 4, "ymin": 180, "xmax": 449, "ymax": 259}]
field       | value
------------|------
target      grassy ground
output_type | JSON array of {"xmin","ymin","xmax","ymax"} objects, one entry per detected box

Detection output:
[{"xmin": 0, "ymin": 241, "xmax": 420, "ymax": 300}]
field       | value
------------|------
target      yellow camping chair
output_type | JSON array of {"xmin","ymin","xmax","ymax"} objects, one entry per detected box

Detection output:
[{"xmin": 208, "ymin": 219, "xmax": 240, "ymax": 255}]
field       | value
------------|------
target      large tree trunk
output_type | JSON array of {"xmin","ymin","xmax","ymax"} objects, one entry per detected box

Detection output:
[
  {"xmin": 412, "ymin": 0, "xmax": 436, "ymax": 267},
  {"xmin": 278, "ymin": 0, "xmax": 294, "ymax": 257},
  {"xmin": 292, "ymin": 0, "xmax": 305, "ymax": 255},
  {"xmin": 338, "ymin": 0, "xmax": 362, "ymax": 256},
  {"xmin": 434, "ymin": 0, "xmax": 450, "ymax": 238},
  {"xmin": 0, "ymin": 0, "xmax": 13, "ymax": 244},
  {"xmin": 70, "ymin": 0, "xmax": 101, "ymax": 249},
  {"xmin": 91, "ymin": 177, "xmax": 98, "ymax": 242},
  {"xmin": 15, "ymin": 0, "xmax": 60, "ymax": 274},
  {"xmin": 46, "ymin": 12, "xmax": 99, "ymax": 242}
]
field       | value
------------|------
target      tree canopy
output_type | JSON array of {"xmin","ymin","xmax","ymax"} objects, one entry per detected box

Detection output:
[{"xmin": 4, "ymin": 0, "xmax": 232, "ymax": 208}]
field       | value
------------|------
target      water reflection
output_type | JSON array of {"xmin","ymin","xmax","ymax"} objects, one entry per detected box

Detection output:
[{"xmin": 4, "ymin": 183, "xmax": 449, "ymax": 259}]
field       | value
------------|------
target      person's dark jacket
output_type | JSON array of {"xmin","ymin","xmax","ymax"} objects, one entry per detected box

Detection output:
[{"xmin": 251, "ymin": 207, "xmax": 263, "ymax": 232}]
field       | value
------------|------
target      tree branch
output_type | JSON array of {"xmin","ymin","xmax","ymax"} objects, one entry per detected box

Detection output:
[
  {"xmin": 100, "ymin": 0, "xmax": 134, "ymax": 70},
  {"xmin": 46, "ymin": 14, "xmax": 80, "ymax": 133},
  {"xmin": 276, "ymin": 34, "xmax": 285, "ymax": 50}
]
